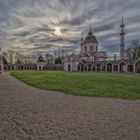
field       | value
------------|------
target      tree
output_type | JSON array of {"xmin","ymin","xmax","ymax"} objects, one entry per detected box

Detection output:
[
  {"xmin": 2, "ymin": 57, "xmax": 8, "ymax": 64},
  {"xmin": 125, "ymin": 40, "xmax": 140, "ymax": 60},
  {"xmin": 15, "ymin": 53, "xmax": 22, "ymax": 64},
  {"xmin": 55, "ymin": 57, "xmax": 62, "ymax": 64},
  {"xmin": 45, "ymin": 53, "xmax": 50, "ymax": 60},
  {"xmin": 7, "ymin": 50, "xmax": 14, "ymax": 64},
  {"xmin": 2, "ymin": 52, "xmax": 8, "ymax": 63}
]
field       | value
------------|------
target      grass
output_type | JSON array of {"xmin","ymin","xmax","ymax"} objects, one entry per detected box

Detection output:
[{"xmin": 10, "ymin": 71, "xmax": 140, "ymax": 99}]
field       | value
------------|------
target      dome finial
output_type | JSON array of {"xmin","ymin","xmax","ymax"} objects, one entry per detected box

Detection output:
[
  {"xmin": 81, "ymin": 32, "xmax": 83, "ymax": 44},
  {"xmin": 120, "ymin": 16, "xmax": 125, "ymax": 27},
  {"xmin": 88, "ymin": 24, "xmax": 92, "ymax": 35}
]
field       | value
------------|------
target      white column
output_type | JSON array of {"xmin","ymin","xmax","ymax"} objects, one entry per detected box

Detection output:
[
  {"xmin": 126, "ymin": 64, "xmax": 128, "ymax": 73},
  {"xmin": 112, "ymin": 65, "xmax": 114, "ymax": 72},
  {"xmin": 79, "ymin": 66, "xmax": 81, "ymax": 71},
  {"xmin": 133, "ymin": 64, "xmax": 136, "ymax": 73},
  {"xmin": 95, "ymin": 65, "xmax": 97, "ymax": 72},
  {"xmin": 87, "ymin": 65, "xmax": 88, "ymax": 71},
  {"xmin": 91, "ymin": 65, "xmax": 93, "ymax": 72},
  {"xmin": 105, "ymin": 65, "xmax": 107, "ymax": 72},
  {"xmin": 100, "ymin": 65, "xmax": 102, "ymax": 72}
]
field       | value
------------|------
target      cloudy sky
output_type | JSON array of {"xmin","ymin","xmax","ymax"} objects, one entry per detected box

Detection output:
[{"xmin": 0, "ymin": 0, "xmax": 140, "ymax": 56}]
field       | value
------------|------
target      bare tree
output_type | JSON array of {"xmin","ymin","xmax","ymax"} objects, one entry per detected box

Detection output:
[
  {"xmin": 125, "ymin": 40, "xmax": 140, "ymax": 60},
  {"xmin": 7, "ymin": 50, "xmax": 14, "ymax": 64},
  {"xmin": 15, "ymin": 53, "xmax": 21, "ymax": 64},
  {"xmin": 2, "ymin": 52, "xmax": 8, "ymax": 63}
]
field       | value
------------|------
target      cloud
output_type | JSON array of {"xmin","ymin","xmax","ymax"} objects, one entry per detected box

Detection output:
[{"xmin": 0, "ymin": 0, "xmax": 140, "ymax": 56}]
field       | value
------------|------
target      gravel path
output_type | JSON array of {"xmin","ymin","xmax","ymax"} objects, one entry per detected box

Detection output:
[{"xmin": 0, "ymin": 72, "xmax": 140, "ymax": 140}]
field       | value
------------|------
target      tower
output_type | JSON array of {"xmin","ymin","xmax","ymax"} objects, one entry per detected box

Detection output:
[
  {"xmin": 80, "ymin": 32, "xmax": 83, "ymax": 45},
  {"xmin": 88, "ymin": 24, "xmax": 92, "ymax": 35},
  {"xmin": 120, "ymin": 17, "xmax": 125, "ymax": 60}
]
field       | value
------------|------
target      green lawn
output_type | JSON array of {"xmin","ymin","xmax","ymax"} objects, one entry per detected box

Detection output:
[{"xmin": 10, "ymin": 71, "xmax": 140, "ymax": 99}]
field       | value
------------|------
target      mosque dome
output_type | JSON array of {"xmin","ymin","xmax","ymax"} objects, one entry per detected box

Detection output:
[
  {"xmin": 38, "ymin": 55, "xmax": 45, "ymax": 62},
  {"xmin": 84, "ymin": 29, "xmax": 98, "ymax": 44}
]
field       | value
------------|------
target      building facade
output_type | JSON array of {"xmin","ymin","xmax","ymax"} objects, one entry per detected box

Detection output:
[
  {"xmin": 64, "ymin": 20, "xmax": 140, "ymax": 73},
  {"xmin": 37, "ymin": 55, "xmax": 63, "ymax": 71},
  {"xmin": 1, "ymin": 18, "xmax": 140, "ymax": 73}
]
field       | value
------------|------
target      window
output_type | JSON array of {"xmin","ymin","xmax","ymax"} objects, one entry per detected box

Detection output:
[
  {"xmin": 90, "ymin": 46, "xmax": 93, "ymax": 51},
  {"xmin": 85, "ymin": 46, "xmax": 87, "ymax": 52}
]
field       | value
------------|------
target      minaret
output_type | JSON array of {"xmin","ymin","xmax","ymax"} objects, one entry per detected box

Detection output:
[
  {"xmin": 80, "ymin": 32, "xmax": 83, "ymax": 45},
  {"xmin": 120, "ymin": 17, "xmax": 125, "ymax": 60},
  {"xmin": 88, "ymin": 24, "xmax": 92, "ymax": 35}
]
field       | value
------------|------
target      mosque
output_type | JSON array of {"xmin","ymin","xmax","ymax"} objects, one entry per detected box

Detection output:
[
  {"xmin": 64, "ymin": 18, "xmax": 140, "ymax": 73},
  {"xmin": 0, "ymin": 18, "xmax": 140, "ymax": 73}
]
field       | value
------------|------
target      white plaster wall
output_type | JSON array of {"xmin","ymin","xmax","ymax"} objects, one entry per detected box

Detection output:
[
  {"xmin": 37, "ymin": 62, "xmax": 46, "ymax": 70},
  {"xmin": 81, "ymin": 42, "xmax": 98, "ymax": 54},
  {"xmin": 64, "ymin": 62, "xmax": 79, "ymax": 71},
  {"xmin": 96, "ymin": 58, "xmax": 105, "ymax": 61}
]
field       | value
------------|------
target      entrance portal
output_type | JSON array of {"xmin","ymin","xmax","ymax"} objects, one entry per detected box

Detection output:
[
  {"xmin": 68, "ymin": 64, "xmax": 71, "ymax": 71},
  {"xmin": 107, "ymin": 63, "xmax": 112, "ymax": 72},
  {"xmin": 120, "ymin": 62, "xmax": 127, "ymax": 72},
  {"xmin": 136, "ymin": 61, "xmax": 140, "ymax": 73}
]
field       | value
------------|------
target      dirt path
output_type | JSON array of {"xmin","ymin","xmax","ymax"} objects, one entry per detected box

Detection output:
[{"xmin": 0, "ymin": 72, "xmax": 140, "ymax": 140}]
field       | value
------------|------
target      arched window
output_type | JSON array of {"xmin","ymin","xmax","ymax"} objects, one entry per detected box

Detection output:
[
  {"xmin": 90, "ymin": 46, "xmax": 93, "ymax": 51},
  {"xmin": 84, "ymin": 46, "xmax": 87, "ymax": 52},
  {"xmin": 96, "ymin": 46, "xmax": 98, "ymax": 51}
]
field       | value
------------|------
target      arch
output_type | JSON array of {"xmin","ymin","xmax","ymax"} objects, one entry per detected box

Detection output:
[
  {"xmin": 97, "ymin": 64, "xmax": 101, "ymax": 71},
  {"xmin": 90, "ymin": 46, "xmax": 93, "ymax": 51},
  {"xmin": 88, "ymin": 64, "xmax": 91, "ymax": 71},
  {"xmin": 120, "ymin": 61, "xmax": 127, "ymax": 72},
  {"xmin": 84, "ymin": 46, "xmax": 87, "ymax": 52},
  {"xmin": 27, "ymin": 66, "xmax": 29, "ymax": 70},
  {"xmin": 96, "ymin": 46, "xmax": 98, "ymax": 51},
  {"xmin": 107, "ymin": 63, "xmax": 112, "ymax": 72},
  {"xmin": 68, "ymin": 64, "xmax": 71, "ymax": 71},
  {"xmin": 92, "ymin": 65, "xmax": 95, "ymax": 71},
  {"xmin": 39, "ymin": 66, "xmax": 42, "ymax": 70},
  {"xmin": 77, "ymin": 65, "xmax": 81, "ymax": 71},
  {"xmin": 4, "ymin": 66, "xmax": 8, "ymax": 70},
  {"xmin": 102, "ymin": 65, "xmax": 106, "ymax": 71},
  {"xmin": 81, "ymin": 65, "xmax": 84, "ymax": 71},
  {"xmin": 113, "ymin": 65, "xmax": 118, "ymax": 72},
  {"xmin": 135, "ymin": 61, "xmax": 140, "ymax": 73},
  {"xmin": 127, "ymin": 65, "xmax": 133, "ymax": 72},
  {"xmin": 8, "ymin": 66, "xmax": 11, "ymax": 70},
  {"xmin": 84, "ymin": 65, "xmax": 88, "ymax": 71},
  {"xmin": 21, "ymin": 66, "xmax": 23, "ymax": 70}
]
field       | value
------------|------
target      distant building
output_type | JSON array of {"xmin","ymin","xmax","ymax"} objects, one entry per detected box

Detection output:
[
  {"xmin": 36, "ymin": 55, "xmax": 63, "ymax": 71},
  {"xmin": 64, "ymin": 26, "xmax": 107, "ymax": 71}
]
